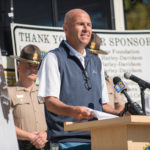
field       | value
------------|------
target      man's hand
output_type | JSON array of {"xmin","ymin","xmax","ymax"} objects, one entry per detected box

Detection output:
[
  {"xmin": 15, "ymin": 126, "xmax": 48, "ymax": 149},
  {"xmin": 71, "ymin": 106, "xmax": 95, "ymax": 121},
  {"xmin": 45, "ymin": 96, "xmax": 95, "ymax": 121},
  {"xmin": 31, "ymin": 131, "xmax": 48, "ymax": 149},
  {"xmin": 28, "ymin": 132, "xmax": 38, "ymax": 143}
]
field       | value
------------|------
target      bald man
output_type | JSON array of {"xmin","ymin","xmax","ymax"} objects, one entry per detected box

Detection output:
[{"xmin": 38, "ymin": 9, "xmax": 120, "ymax": 150}]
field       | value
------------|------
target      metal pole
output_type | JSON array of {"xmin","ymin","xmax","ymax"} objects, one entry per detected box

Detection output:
[
  {"xmin": 110, "ymin": 0, "xmax": 115, "ymax": 30},
  {"xmin": 8, "ymin": 0, "xmax": 14, "ymax": 23},
  {"xmin": 51, "ymin": 0, "xmax": 58, "ymax": 26}
]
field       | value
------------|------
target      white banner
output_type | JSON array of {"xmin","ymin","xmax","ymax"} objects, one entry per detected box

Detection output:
[
  {"xmin": 11, "ymin": 23, "xmax": 65, "ymax": 58},
  {"xmin": 11, "ymin": 23, "xmax": 150, "ymax": 104},
  {"xmin": 95, "ymin": 31, "xmax": 150, "ymax": 103}
]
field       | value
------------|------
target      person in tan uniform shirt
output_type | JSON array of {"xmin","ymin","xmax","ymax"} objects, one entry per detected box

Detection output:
[
  {"xmin": 105, "ymin": 72, "xmax": 126, "ymax": 112},
  {"xmin": 8, "ymin": 44, "xmax": 49, "ymax": 150},
  {"xmin": 87, "ymin": 33, "xmax": 126, "ymax": 113}
]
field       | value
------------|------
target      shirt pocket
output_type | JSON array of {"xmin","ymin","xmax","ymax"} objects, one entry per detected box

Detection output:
[
  {"xmin": 12, "ymin": 98, "xmax": 30, "ymax": 119},
  {"xmin": 13, "ymin": 98, "xmax": 30, "ymax": 106}
]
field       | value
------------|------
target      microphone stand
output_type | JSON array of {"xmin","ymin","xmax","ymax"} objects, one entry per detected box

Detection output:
[{"xmin": 140, "ymin": 86, "xmax": 146, "ymax": 115}]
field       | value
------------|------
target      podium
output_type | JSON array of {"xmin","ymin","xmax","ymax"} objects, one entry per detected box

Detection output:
[{"xmin": 64, "ymin": 116, "xmax": 150, "ymax": 150}]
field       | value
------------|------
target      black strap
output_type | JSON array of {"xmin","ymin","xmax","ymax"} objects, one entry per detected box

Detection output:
[
  {"xmin": 60, "ymin": 42, "xmax": 92, "ymax": 90},
  {"xmin": 70, "ymin": 56, "xmax": 92, "ymax": 90},
  {"xmin": 71, "ymin": 56, "xmax": 85, "ymax": 70}
]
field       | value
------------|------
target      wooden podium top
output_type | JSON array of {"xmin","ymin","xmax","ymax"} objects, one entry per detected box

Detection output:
[{"xmin": 64, "ymin": 115, "xmax": 150, "ymax": 132}]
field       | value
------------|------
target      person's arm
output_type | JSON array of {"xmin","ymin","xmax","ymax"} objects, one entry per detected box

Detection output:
[
  {"xmin": 115, "ymin": 105, "xmax": 125, "ymax": 113},
  {"xmin": 102, "ymin": 103, "xmax": 120, "ymax": 115},
  {"xmin": 15, "ymin": 126, "xmax": 37, "ymax": 141},
  {"xmin": 45, "ymin": 96, "xmax": 94, "ymax": 121}
]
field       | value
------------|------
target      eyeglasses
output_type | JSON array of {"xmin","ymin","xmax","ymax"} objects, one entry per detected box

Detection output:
[{"xmin": 82, "ymin": 70, "xmax": 92, "ymax": 90}]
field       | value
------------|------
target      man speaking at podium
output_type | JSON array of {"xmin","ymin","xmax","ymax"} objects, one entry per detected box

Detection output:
[{"xmin": 38, "ymin": 9, "xmax": 120, "ymax": 150}]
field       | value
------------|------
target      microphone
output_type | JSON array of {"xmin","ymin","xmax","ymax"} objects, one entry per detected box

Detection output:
[
  {"xmin": 113, "ymin": 76, "xmax": 144, "ymax": 115},
  {"xmin": 124, "ymin": 72, "xmax": 150, "ymax": 89}
]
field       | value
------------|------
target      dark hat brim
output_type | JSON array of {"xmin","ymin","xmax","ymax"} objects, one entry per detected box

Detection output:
[
  {"xmin": 10, "ymin": 55, "xmax": 41, "ymax": 64},
  {"xmin": 88, "ymin": 49, "xmax": 108, "ymax": 55}
]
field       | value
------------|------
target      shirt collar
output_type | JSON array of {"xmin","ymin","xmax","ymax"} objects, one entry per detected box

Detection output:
[
  {"xmin": 16, "ymin": 82, "xmax": 38, "ymax": 92},
  {"xmin": 64, "ymin": 41, "xmax": 86, "ymax": 59}
]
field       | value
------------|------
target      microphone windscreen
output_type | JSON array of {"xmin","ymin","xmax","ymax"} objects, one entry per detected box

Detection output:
[
  {"xmin": 124, "ymin": 72, "xmax": 131, "ymax": 79},
  {"xmin": 113, "ymin": 76, "xmax": 121, "ymax": 85}
]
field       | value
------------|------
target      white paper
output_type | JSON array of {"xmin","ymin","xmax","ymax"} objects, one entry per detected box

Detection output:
[{"xmin": 89, "ymin": 108, "xmax": 118, "ymax": 120}]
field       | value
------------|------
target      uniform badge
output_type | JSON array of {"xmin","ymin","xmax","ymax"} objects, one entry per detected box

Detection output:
[
  {"xmin": 90, "ymin": 42, "xmax": 96, "ymax": 49},
  {"xmin": 33, "ymin": 53, "xmax": 38, "ymax": 61}
]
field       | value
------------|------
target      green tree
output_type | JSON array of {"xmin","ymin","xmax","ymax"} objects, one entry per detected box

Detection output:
[{"xmin": 124, "ymin": 0, "xmax": 150, "ymax": 29}]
